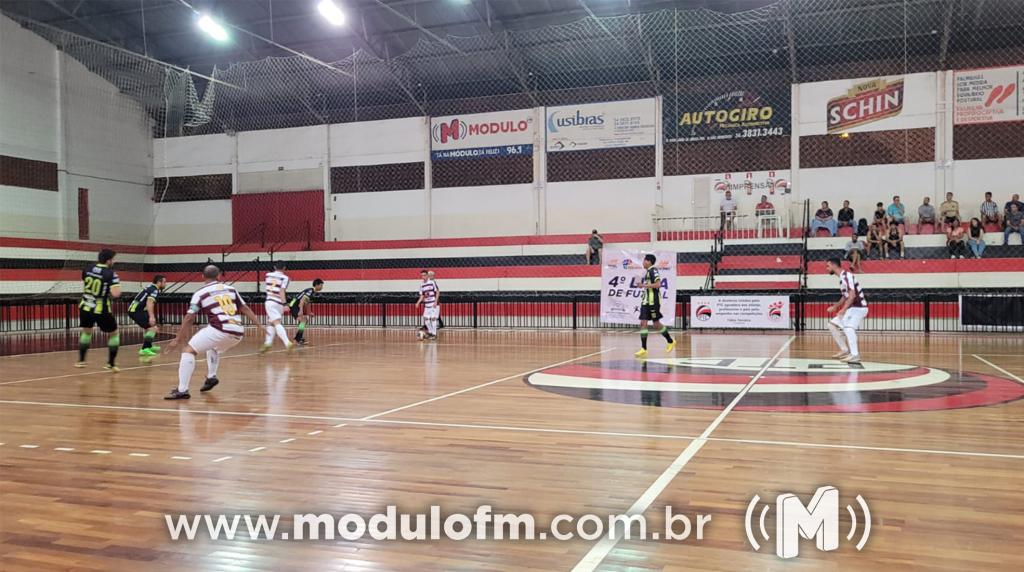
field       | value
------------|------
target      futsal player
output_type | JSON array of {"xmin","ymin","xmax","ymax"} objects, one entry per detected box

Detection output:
[
  {"xmin": 288, "ymin": 278, "xmax": 324, "ymax": 345},
  {"xmin": 635, "ymin": 254, "xmax": 676, "ymax": 358},
  {"xmin": 260, "ymin": 261, "xmax": 293, "ymax": 352},
  {"xmin": 129, "ymin": 274, "xmax": 166, "ymax": 361},
  {"xmin": 77, "ymin": 248, "xmax": 122, "ymax": 372},
  {"xmin": 825, "ymin": 257, "xmax": 869, "ymax": 364},
  {"xmin": 415, "ymin": 270, "xmax": 440, "ymax": 340},
  {"xmin": 164, "ymin": 265, "xmax": 262, "ymax": 400}
]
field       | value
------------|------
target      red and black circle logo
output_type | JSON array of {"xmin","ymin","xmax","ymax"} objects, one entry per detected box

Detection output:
[
  {"xmin": 695, "ymin": 305, "xmax": 713, "ymax": 321},
  {"xmin": 524, "ymin": 357, "xmax": 1024, "ymax": 413}
]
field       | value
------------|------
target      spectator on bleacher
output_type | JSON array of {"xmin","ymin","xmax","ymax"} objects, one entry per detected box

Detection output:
[
  {"xmin": 883, "ymin": 220, "xmax": 905, "ymax": 258},
  {"xmin": 720, "ymin": 191, "xmax": 738, "ymax": 231},
  {"xmin": 947, "ymin": 222, "xmax": 967, "ymax": 259},
  {"xmin": 980, "ymin": 192, "xmax": 1001, "ymax": 227},
  {"xmin": 837, "ymin": 200, "xmax": 855, "ymax": 230},
  {"xmin": 1005, "ymin": 194, "xmax": 1023, "ymax": 226},
  {"xmin": 887, "ymin": 196, "xmax": 906, "ymax": 226},
  {"xmin": 810, "ymin": 201, "xmax": 837, "ymax": 236},
  {"xmin": 967, "ymin": 218, "xmax": 986, "ymax": 259},
  {"xmin": 1005, "ymin": 203, "xmax": 1024, "ymax": 246},
  {"xmin": 586, "ymin": 229, "xmax": 603, "ymax": 265},
  {"xmin": 872, "ymin": 202, "xmax": 888, "ymax": 226},
  {"xmin": 755, "ymin": 195, "xmax": 775, "ymax": 215},
  {"xmin": 856, "ymin": 218, "xmax": 869, "ymax": 237},
  {"xmin": 865, "ymin": 220, "xmax": 885, "ymax": 259},
  {"xmin": 940, "ymin": 192, "xmax": 961, "ymax": 232},
  {"xmin": 918, "ymin": 196, "xmax": 937, "ymax": 232},
  {"xmin": 843, "ymin": 234, "xmax": 864, "ymax": 272}
]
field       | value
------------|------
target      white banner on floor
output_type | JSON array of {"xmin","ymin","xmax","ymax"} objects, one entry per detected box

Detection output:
[
  {"xmin": 690, "ymin": 295, "xmax": 790, "ymax": 329},
  {"xmin": 600, "ymin": 250, "xmax": 677, "ymax": 325}
]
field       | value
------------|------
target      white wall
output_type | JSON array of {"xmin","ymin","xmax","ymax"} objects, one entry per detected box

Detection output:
[
  {"xmin": 152, "ymin": 200, "xmax": 232, "ymax": 246},
  {"xmin": 546, "ymin": 178, "xmax": 657, "ymax": 234},
  {"xmin": 432, "ymin": 185, "xmax": 536, "ymax": 238},
  {"xmin": 330, "ymin": 117, "xmax": 426, "ymax": 167},
  {"xmin": 952, "ymin": 157, "xmax": 1024, "ymax": 218},
  {"xmin": 0, "ymin": 14, "xmax": 153, "ymax": 245},
  {"xmin": 800, "ymin": 162, "xmax": 935, "ymax": 223},
  {"xmin": 330, "ymin": 190, "xmax": 428, "ymax": 241},
  {"xmin": 153, "ymin": 133, "xmax": 234, "ymax": 178}
]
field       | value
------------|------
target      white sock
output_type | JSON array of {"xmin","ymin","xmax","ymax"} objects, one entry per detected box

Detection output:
[
  {"xmin": 178, "ymin": 352, "xmax": 196, "ymax": 393},
  {"xmin": 274, "ymin": 323, "xmax": 290, "ymax": 345},
  {"xmin": 427, "ymin": 319, "xmax": 438, "ymax": 336},
  {"xmin": 207, "ymin": 350, "xmax": 220, "ymax": 378},
  {"xmin": 264, "ymin": 325, "xmax": 275, "ymax": 345},
  {"xmin": 843, "ymin": 327, "xmax": 859, "ymax": 356},
  {"xmin": 828, "ymin": 320, "xmax": 849, "ymax": 353}
]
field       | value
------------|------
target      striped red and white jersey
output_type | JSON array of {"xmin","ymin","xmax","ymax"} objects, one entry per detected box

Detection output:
[
  {"xmin": 264, "ymin": 270, "xmax": 290, "ymax": 304},
  {"xmin": 419, "ymin": 279, "xmax": 439, "ymax": 308},
  {"xmin": 189, "ymin": 282, "xmax": 248, "ymax": 335},
  {"xmin": 839, "ymin": 270, "xmax": 868, "ymax": 308}
]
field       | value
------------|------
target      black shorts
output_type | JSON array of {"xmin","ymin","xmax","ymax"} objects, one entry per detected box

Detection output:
[
  {"xmin": 129, "ymin": 310, "xmax": 152, "ymax": 329},
  {"xmin": 80, "ymin": 310, "xmax": 117, "ymax": 333},
  {"xmin": 289, "ymin": 305, "xmax": 301, "ymax": 319},
  {"xmin": 639, "ymin": 305, "xmax": 663, "ymax": 321},
  {"xmin": 944, "ymin": 216, "xmax": 959, "ymax": 225}
]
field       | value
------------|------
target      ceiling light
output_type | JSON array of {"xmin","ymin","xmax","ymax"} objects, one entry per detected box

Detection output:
[
  {"xmin": 317, "ymin": 0, "xmax": 347, "ymax": 26},
  {"xmin": 197, "ymin": 14, "xmax": 229, "ymax": 42}
]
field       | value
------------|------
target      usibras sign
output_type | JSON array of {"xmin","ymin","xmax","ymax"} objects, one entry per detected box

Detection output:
[{"xmin": 546, "ymin": 99, "xmax": 656, "ymax": 151}]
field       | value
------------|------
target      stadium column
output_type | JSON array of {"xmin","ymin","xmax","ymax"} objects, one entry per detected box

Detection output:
[
  {"xmin": 936, "ymin": 70, "xmax": 953, "ymax": 205},
  {"xmin": 534, "ymin": 106, "xmax": 546, "ymax": 234},
  {"xmin": 789, "ymin": 82, "xmax": 801, "ymax": 227},
  {"xmin": 55, "ymin": 49, "xmax": 72, "ymax": 242},
  {"xmin": 323, "ymin": 120, "xmax": 332, "ymax": 241},
  {"xmin": 655, "ymin": 95, "xmax": 665, "ymax": 212},
  {"xmin": 424, "ymin": 116, "xmax": 433, "ymax": 238}
]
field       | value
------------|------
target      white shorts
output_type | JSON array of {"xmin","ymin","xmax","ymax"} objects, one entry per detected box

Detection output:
[
  {"xmin": 831, "ymin": 306, "xmax": 868, "ymax": 330},
  {"xmin": 423, "ymin": 306, "xmax": 440, "ymax": 320},
  {"xmin": 188, "ymin": 326, "xmax": 242, "ymax": 355},
  {"xmin": 265, "ymin": 300, "xmax": 286, "ymax": 322}
]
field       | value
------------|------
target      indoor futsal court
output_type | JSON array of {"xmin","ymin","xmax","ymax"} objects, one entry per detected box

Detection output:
[{"xmin": 2, "ymin": 0, "xmax": 1024, "ymax": 571}]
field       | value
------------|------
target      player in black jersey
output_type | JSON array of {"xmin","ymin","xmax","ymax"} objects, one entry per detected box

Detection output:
[
  {"xmin": 635, "ymin": 254, "xmax": 676, "ymax": 358},
  {"xmin": 77, "ymin": 249, "xmax": 122, "ymax": 371},
  {"xmin": 129, "ymin": 275, "xmax": 166, "ymax": 361},
  {"xmin": 288, "ymin": 278, "xmax": 324, "ymax": 345}
]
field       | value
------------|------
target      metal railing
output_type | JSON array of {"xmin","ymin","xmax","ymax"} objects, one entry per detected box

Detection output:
[{"xmin": 3, "ymin": 291, "xmax": 1021, "ymax": 335}]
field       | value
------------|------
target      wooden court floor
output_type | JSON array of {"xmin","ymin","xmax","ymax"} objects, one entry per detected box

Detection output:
[{"xmin": 1, "ymin": 328, "xmax": 1022, "ymax": 571}]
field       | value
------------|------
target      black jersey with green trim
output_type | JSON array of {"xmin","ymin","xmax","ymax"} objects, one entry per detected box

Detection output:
[
  {"xmin": 80, "ymin": 264, "xmax": 119, "ymax": 314},
  {"xmin": 289, "ymin": 288, "xmax": 316, "ymax": 309},
  {"xmin": 641, "ymin": 267, "xmax": 661, "ymax": 308},
  {"xmin": 129, "ymin": 284, "xmax": 159, "ymax": 313}
]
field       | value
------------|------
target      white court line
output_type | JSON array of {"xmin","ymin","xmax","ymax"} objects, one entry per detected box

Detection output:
[
  {"xmin": 972, "ymin": 354, "xmax": 1024, "ymax": 384},
  {"xmin": 0, "ymin": 400, "xmax": 350, "ymax": 422},
  {"xmin": 248, "ymin": 446, "xmax": 266, "ymax": 453},
  {"xmin": 0, "ymin": 339, "xmax": 363, "ymax": 386},
  {"xmin": 171, "ymin": 456, "xmax": 191, "ymax": 460},
  {"xmin": 278, "ymin": 438, "xmax": 296, "ymax": 444},
  {"xmin": 91, "ymin": 450, "xmax": 111, "ymax": 454},
  {"xmin": 359, "ymin": 348, "xmax": 615, "ymax": 421},
  {"xmin": 211, "ymin": 456, "xmax": 231, "ymax": 463},
  {"xmin": 571, "ymin": 335, "xmax": 795, "ymax": 572},
  {"xmin": 307, "ymin": 430, "xmax": 323, "ymax": 436},
  {"xmin": 129, "ymin": 453, "xmax": 149, "ymax": 457},
  {"xmin": 54, "ymin": 447, "xmax": 74, "ymax": 452},
  {"xmin": 19, "ymin": 444, "xmax": 38, "ymax": 449}
]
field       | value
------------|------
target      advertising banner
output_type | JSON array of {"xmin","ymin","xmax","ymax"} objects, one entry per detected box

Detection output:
[
  {"xmin": 798, "ymin": 72, "xmax": 936, "ymax": 135},
  {"xmin": 601, "ymin": 250, "xmax": 677, "ymax": 326},
  {"xmin": 954, "ymin": 66, "xmax": 1024, "ymax": 125},
  {"xmin": 546, "ymin": 99, "xmax": 656, "ymax": 151},
  {"xmin": 430, "ymin": 109, "xmax": 534, "ymax": 161},
  {"xmin": 690, "ymin": 295, "xmax": 790, "ymax": 329},
  {"xmin": 665, "ymin": 88, "xmax": 790, "ymax": 142}
]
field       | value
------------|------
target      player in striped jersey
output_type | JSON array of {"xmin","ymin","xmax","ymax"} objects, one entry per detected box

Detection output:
[
  {"xmin": 260, "ymin": 261, "xmax": 294, "ymax": 352},
  {"xmin": 288, "ymin": 278, "xmax": 324, "ymax": 346},
  {"xmin": 415, "ymin": 270, "xmax": 440, "ymax": 340},
  {"xmin": 164, "ymin": 265, "xmax": 261, "ymax": 400},
  {"xmin": 77, "ymin": 249, "xmax": 123, "ymax": 371},
  {"xmin": 825, "ymin": 257, "xmax": 869, "ymax": 364},
  {"xmin": 129, "ymin": 275, "xmax": 166, "ymax": 361}
]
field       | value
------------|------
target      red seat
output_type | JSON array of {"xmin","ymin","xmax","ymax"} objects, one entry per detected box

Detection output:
[
  {"xmin": 917, "ymin": 223, "xmax": 935, "ymax": 235},
  {"xmin": 983, "ymin": 222, "xmax": 1001, "ymax": 233},
  {"xmin": 837, "ymin": 225, "xmax": 854, "ymax": 237},
  {"xmin": 815, "ymin": 227, "xmax": 833, "ymax": 237}
]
